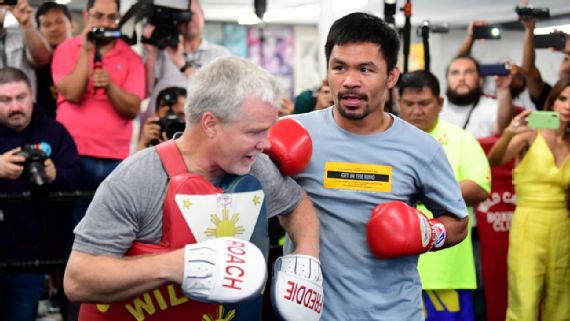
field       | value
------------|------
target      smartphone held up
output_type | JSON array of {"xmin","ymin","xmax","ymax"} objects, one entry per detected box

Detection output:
[{"xmin": 527, "ymin": 111, "xmax": 560, "ymax": 130}]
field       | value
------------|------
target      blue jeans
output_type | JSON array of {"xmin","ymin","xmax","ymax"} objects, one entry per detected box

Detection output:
[
  {"xmin": 79, "ymin": 156, "xmax": 122, "ymax": 192},
  {"xmin": 72, "ymin": 157, "xmax": 121, "ymax": 225},
  {"xmin": 0, "ymin": 273, "xmax": 45, "ymax": 321}
]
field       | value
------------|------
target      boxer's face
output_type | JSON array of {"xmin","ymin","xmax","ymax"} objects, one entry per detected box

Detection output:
[{"xmin": 327, "ymin": 42, "xmax": 398, "ymax": 121}]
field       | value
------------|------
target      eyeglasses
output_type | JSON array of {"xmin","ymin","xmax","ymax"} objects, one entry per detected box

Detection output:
[{"xmin": 89, "ymin": 11, "xmax": 120, "ymax": 25}]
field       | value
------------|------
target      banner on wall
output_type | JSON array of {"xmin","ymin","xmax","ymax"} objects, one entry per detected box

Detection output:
[
  {"xmin": 475, "ymin": 137, "xmax": 516, "ymax": 321},
  {"xmin": 247, "ymin": 26, "xmax": 294, "ymax": 99}
]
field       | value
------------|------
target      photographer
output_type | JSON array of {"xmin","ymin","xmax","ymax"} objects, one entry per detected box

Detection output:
[
  {"xmin": 458, "ymin": 20, "xmax": 530, "ymax": 109},
  {"xmin": 53, "ymin": 0, "xmax": 145, "ymax": 219},
  {"xmin": 34, "ymin": 2, "xmax": 74, "ymax": 118},
  {"xmin": 137, "ymin": 86, "xmax": 186, "ymax": 151},
  {"xmin": 0, "ymin": 67, "xmax": 80, "ymax": 321},
  {"xmin": 0, "ymin": 0, "xmax": 53, "ymax": 97},
  {"xmin": 144, "ymin": 0, "xmax": 230, "ymax": 96}
]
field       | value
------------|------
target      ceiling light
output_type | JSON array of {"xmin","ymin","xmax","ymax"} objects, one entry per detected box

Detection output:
[
  {"xmin": 237, "ymin": 0, "xmax": 367, "ymax": 25},
  {"xmin": 238, "ymin": 14, "xmax": 262, "ymax": 25}
]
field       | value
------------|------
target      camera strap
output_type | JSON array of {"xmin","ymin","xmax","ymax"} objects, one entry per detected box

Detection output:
[
  {"xmin": 0, "ymin": 34, "xmax": 6, "ymax": 67},
  {"xmin": 462, "ymin": 100, "xmax": 479, "ymax": 130}
]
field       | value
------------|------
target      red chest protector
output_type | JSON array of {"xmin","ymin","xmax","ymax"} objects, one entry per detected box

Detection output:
[{"xmin": 79, "ymin": 141, "xmax": 267, "ymax": 321}]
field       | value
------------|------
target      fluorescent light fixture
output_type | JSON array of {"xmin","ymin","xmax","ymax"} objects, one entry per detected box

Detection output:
[
  {"xmin": 237, "ymin": 0, "xmax": 367, "ymax": 25},
  {"xmin": 332, "ymin": 0, "xmax": 368, "ymax": 11},
  {"xmin": 56, "ymin": 0, "xmax": 71, "ymax": 4},
  {"xmin": 264, "ymin": 4, "xmax": 319, "ymax": 22},
  {"xmin": 534, "ymin": 24, "xmax": 570, "ymax": 35},
  {"xmin": 238, "ymin": 14, "xmax": 262, "ymax": 25}
]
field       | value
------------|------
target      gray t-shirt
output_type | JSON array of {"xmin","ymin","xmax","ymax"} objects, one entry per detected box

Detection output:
[
  {"xmin": 73, "ymin": 147, "xmax": 301, "ymax": 256},
  {"xmin": 287, "ymin": 108, "xmax": 467, "ymax": 321},
  {"xmin": 1, "ymin": 27, "xmax": 37, "ymax": 96}
]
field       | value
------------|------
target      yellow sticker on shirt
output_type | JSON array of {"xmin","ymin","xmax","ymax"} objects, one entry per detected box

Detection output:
[{"xmin": 323, "ymin": 162, "xmax": 392, "ymax": 192}]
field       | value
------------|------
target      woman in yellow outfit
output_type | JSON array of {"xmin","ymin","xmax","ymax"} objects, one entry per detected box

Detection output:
[{"xmin": 488, "ymin": 78, "xmax": 570, "ymax": 321}]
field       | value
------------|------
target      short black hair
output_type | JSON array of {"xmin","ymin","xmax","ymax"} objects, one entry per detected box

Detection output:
[
  {"xmin": 325, "ymin": 12, "xmax": 400, "ymax": 72},
  {"xmin": 156, "ymin": 86, "xmax": 187, "ymax": 111},
  {"xmin": 0, "ymin": 67, "xmax": 32, "ymax": 88},
  {"xmin": 398, "ymin": 70, "xmax": 441, "ymax": 97},
  {"xmin": 86, "ymin": 0, "xmax": 120, "ymax": 12},
  {"xmin": 35, "ymin": 2, "xmax": 72, "ymax": 27},
  {"xmin": 446, "ymin": 54, "xmax": 481, "ymax": 77}
]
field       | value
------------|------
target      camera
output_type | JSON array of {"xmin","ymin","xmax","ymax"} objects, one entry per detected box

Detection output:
[
  {"xmin": 141, "ymin": 4, "xmax": 192, "ymax": 49},
  {"xmin": 534, "ymin": 33, "xmax": 566, "ymax": 50},
  {"xmin": 15, "ymin": 142, "xmax": 52, "ymax": 186},
  {"xmin": 87, "ymin": 27, "xmax": 122, "ymax": 43},
  {"xmin": 156, "ymin": 111, "xmax": 185, "ymax": 141},
  {"xmin": 515, "ymin": 6, "xmax": 550, "ymax": 19},
  {"xmin": 479, "ymin": 63, "xmax": 510, "ymax": 77},
  {"xmin": 152, "ymin": 86, "xmax": 186, "ymax": 142}
]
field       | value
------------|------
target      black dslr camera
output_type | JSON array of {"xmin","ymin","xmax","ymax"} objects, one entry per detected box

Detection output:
[
  {"xmin": 515, "ymin": 5, "xmax": 550, "ymax": 19},
  {"xmin": 142, "ymin": 4, "xmax": 192, "ymax": 49},
  {"xmin": 153, "ymin": 87, "xmax": 186, "ymax": 143},
  {"xmin": 157, "ymin": 110, "xmax": 185, "ymax": 141},
  {"xmin": 16, "ymin": 143, "xmax": 51, "ymax": 186}
]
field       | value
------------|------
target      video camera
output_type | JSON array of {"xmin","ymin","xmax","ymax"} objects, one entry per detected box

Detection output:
[
  {"xmin": 515, "ymin": 5, "xmax": 550, "ymax": 20},
  {"xmin": 141, "ymin": 2, "xmax": 192, "ymax": 49},
  {"xmin": 87, "ymin": 27, "xmax": 122, "ymax": 43},
  {"xmin": 16, "ymin": 142, "xmax": 52, "ymax": 186}
]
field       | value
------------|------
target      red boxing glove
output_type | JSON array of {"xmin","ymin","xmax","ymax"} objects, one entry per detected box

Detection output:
[
  {"xmin": 265, "ymin": 118, "xmax": 312, "ymax": 176},
  {"xmin": 366, "ymin": 201, "xmax": 446, "ymax": 259}
]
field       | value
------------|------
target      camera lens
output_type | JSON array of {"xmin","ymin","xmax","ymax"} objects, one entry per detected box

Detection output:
[
  {"xmin": 164, "ymin": 120, "xmax": 185, "ymax": 139},
  {"xmin": 27, "ymin": 162, "xmax": 48, "ymax": 186}
]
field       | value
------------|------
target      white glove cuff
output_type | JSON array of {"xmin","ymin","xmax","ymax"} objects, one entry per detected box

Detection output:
[
  {"xmin": 182, "ymin": 237, "xmax": 267, "ymax": 303},
  {"xmin": 274, "ymin": 254, "xmax": 322, "ymax": 284}
]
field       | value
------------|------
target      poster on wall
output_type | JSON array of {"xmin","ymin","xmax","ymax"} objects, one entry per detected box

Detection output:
[
  {"xmin": 247, "ymin": 25, "xmax": 294, "ymax": 99},
  {"xmin": 223, "ymin": 24, "xmax": 248, "ymax": 58}
]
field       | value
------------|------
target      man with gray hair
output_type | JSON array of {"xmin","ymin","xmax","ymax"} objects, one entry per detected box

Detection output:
[{"xmin": 64, "ymin": 56, "xmax": 320, "ymax": 321}]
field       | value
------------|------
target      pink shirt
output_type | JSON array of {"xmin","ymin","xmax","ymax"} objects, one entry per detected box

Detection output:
[{"xmin": 53, "ymin": 36, "xmax": 145, "ymax": 160}]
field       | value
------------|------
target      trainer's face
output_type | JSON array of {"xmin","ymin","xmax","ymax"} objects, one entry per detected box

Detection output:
[
  {"xmin": 214, "ymin": 97, "xmax": 277, "ymax": 175},
  {"xmin": 0, "ymin": 81, "xmax": 34, "ymax": 132},
  {"xmin": 328, "ymin": 42, "xmax": 399, "ymax": 121},
  {"xmin": 38, "ymin": 9, "xmax": 73, "ymax": 48},
  {"xmin": 446, "ymin": 58, "xmax": 480, "ymax": 96},
  {"xmin": 399, "ymin": 87, "xmax": 443, "ymax": 133}
]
